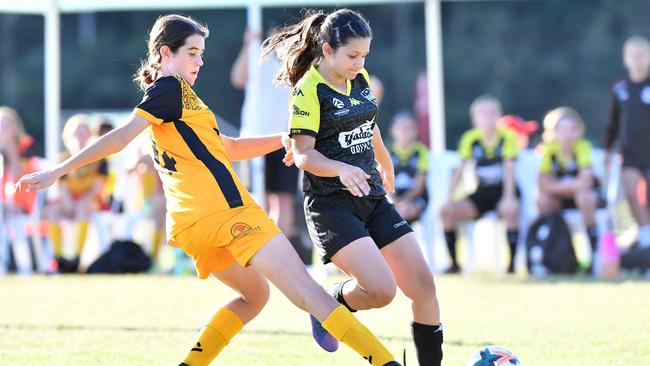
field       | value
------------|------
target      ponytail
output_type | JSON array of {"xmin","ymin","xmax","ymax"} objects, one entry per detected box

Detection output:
[
  {"xmin": 262, "ymin": 10, "xmax": 326, "ymax": 87},
  {"xmin": 135, "ymin": 54, "xmax": 162, "ymax": 91}
]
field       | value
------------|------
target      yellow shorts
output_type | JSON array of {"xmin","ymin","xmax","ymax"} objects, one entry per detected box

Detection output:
[{"xmin": 169, "ymin": 204, "xmax": 282, "ymax": 279}]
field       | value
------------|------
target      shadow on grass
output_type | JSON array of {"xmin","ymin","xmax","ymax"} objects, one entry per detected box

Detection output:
[{"xmin": 0, "ymin": 323, "xmax": 484, "ymax": 347}]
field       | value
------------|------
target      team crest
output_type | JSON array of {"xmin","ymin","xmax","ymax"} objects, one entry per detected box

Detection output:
[
  {"xmin": 361, "ymin": 88, "xmax": 377, "ymax": 104},
  {"xmin": 231, "ymin": 222, "xmax": 261, "ymax": 239},
  {"xmin": 642, "ymin": 86, "xmax": 650, "ymax": 104}
]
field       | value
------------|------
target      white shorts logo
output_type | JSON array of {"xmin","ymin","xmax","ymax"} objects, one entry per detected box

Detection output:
[{"xmin": 332, "ymin": 97, "xmax": 345, "ymax": 109}]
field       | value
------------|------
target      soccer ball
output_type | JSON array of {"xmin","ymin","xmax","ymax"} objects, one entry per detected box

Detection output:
[{"xmin": 466, "ymin": 345, "xmax": 521, "ymax": 366}]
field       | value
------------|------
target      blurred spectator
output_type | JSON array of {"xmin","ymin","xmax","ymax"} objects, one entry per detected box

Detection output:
[
  {"xmin": 538, "ymin": 107, "xmax": 603, "ymax": 272},
  {"xmin": 0, "ymin": 107, "xmax": 46, "ymax": 273},
  {"xmin": 440, "ymin": 95, "xmax": 520, "ymax": 274},
  {"xmin": 388, "ymin": 112, "xmax": 429, "ymax": 223},
  {"xmin": 46, "ymin": 114, "xmax": 106, "ymax": 272},
  {"xmin": 605, "ymin": 35, "xmax": 650, "ymax": 248},
  {"xmin": 414, "ymin": 70, "xmax": 430, "ymax": 146},
  {"xmin": 230, "ymin": 28, "xmax": 303, "ymax": 250},
  {"xmin": 93, "ymin": 117, "xmax": 119, "ymax": 213},
  {"xmin": 369, "ymin": 75, "xmax": 385, "ymax": 106},
  {"xmin": 497, "ymin": 114, "xmax": 539, "ymax": 150}
]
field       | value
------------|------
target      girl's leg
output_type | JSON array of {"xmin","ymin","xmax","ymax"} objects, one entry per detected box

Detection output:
[
  {"xmin": 181, "ymin": 263, "xmax": 270, "ymax": 366},
  {"xmin": 440, "ymin": 199, "xmax": 479, "ymax": 272},
  {"xmin": 249, "ymin": 234, "xmax": 398, "ymax": 366},
  {"xmin": 381, "ymin": 232, "xmax": 443, "ymax": 366},
  {"xmin": 497, "ymin": 197, "xmax": 520, "ymax": 273},
  {"xmin": 329, "ymin": 237, "xmax": 397, "ymax": 311}
]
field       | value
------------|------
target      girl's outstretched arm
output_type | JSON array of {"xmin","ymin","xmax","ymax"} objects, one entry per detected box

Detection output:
[
  {"xmin": 16, "ymin": 114, "xmax": 150, "ymax": 193},
  {"xmin": 221, "ymin": 133, "xmax": 291, "ymax": 161}
]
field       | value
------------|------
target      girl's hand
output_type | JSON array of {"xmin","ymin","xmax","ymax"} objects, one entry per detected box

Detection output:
[
  {"xmin": 15, "ymin": 168, "xmax": 61, "ymax": 193},
  {"xmin": 378, "ymin": 164, "xmax": 395, "ymax": 193},
  {"xmin": 338, "ymin": 164, "xmax": 371, "ymax": 197},
  {"xmin": 281, "ymin": 133, "xmax": 295, "ymax": 166}
]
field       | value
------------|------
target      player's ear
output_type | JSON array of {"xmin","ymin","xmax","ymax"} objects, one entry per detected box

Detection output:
[
  {"xmin": 322, "ymin": 43, "xmax": 334, "ymax": 57},
  {"xmin": 159, "ymin": 45, "xmax": 172, "ymax": 61}
]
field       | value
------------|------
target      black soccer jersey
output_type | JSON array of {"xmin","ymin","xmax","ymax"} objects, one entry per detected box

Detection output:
[
  {"xmin": 289, "ymin": 65, "xmax": 383, "ymax": 197},
  {"xmin": 605, "ymin": 76, "xmax": 650, "ymax": 158}
]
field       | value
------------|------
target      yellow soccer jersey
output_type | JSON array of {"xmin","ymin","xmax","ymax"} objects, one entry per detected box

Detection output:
[
  {"xmin": 540, "ymin": 139, "xmax": 592, "ymax": 177},
  {"xmin": 134, "ymin": 76, "xmax": 254, "ymax": 239},
  {"xmin": 458, "ymin": 128, "xmax": 518, "ymax": 187}
]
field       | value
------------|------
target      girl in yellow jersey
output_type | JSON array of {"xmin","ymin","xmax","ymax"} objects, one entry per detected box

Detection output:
[
  {"xmin": 263, "ymin": 9, "xmax": 442, "ymax": 365},
  {"xmin": 538, "ymin": 107, "xmax": 604, "ymax": 273},
  {"xmin": 16, "ymin": 14, "xmax": 400, "ymax": 366}
]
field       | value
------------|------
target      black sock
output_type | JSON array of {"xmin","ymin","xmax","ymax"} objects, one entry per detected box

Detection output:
[
  {"xmin": 444, "ymin": 230, "xmax": 458, "ymax": 266},
  {"xmin": 587, "ymin": 225, "xmax": 598, "ymax": 253},
  {"xmin": 507, "ymin": 230, "xmax": 519, "ymax": 269},
  {"xmin": 328, "ymin": 280, "xmax": 356, "ymax": 312},
  {"xmin": 412, "ymin": 322, "xmax": 443, "ymax": 366}
]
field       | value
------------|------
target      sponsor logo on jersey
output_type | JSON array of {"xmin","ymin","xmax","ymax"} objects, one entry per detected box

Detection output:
[
  {"xmin": 339, "ymin": 120, "xmax": 374, "ymax": 149},
  {"xmin": 293, "ymin": 87, "xmax": 304, "ymax": 97},
  {"xmin": 332, "ymin": 97, "xmax": 345, "ymax": 109},
  {"xmin": 334, "ymin": 108, "xmax": 350, "ymax": 116},
  {"xmin": 642, "ymin": 86, "xmax": 650, "ymax": 104},
  {"xmin": 350, "ymin": 98, "xmax": 362, "ymax": 106},
  {"xmin": 292, "ymin": 105, "xmax": 310, "ymax": 117},
  {"xmin": 361, "ymin": 88, "xmax": 377, "ymax": 104}
]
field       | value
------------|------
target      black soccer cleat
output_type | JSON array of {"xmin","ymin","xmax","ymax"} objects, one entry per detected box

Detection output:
[{"xmin": 383, "ymin": 362, "xmax": 402, "ymax": 366}]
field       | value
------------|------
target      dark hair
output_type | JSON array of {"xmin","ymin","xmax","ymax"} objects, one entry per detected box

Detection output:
[
  {"xmin": 261, "ymin": 8, "xmax": 372, "ymax": 87},
  {"xmin": 134, "ymin": 14, "xmax": 209, "ymax": 91}
]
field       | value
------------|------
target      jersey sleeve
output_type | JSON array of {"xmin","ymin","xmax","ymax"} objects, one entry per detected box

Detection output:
[
  {"xmin": 576, "ymin": 140, "xmax": 592, "ymax": 168},
  {"xmin": 134, "ymin": 77, "xmax": 183, "ymax": 126},
  {"xmin": 458, "ymin": 131, "xmax": 473, "ymax": 160},
  {"xmin": 502, "ymin": 130, "xmax": 519, "ymax": 160},
  {"xmin": 288, "ymin": 82, "xmax": 320, "ymax": 138},
  {"xmin": 539, "ymin": 144, "xmax": 554, "ymax": 174}
]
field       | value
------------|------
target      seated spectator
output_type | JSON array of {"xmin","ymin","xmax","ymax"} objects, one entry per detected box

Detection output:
[
  {"xmin": 46, "ymin": 114, "xmax": 107, "ymax": 272},
  {"xmin": 440, "ymin": 95, "xmax": 520, "ymax": 274},
  {"xmin": 0, "ymin": 107, "xmax": 45, "ymax": 273},
  {"xmin": 388, "ymin": 112, "xmax": 429, "ymax": 223},
  {"xmin": 537, "ymin": 107, "xmax": 603, "ymax": 273}
]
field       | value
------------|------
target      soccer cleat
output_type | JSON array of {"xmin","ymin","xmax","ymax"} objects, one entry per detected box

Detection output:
[
  {"xmin": 309, "ymin": 314, "xmax": 339, "ymax": 352},
  {"xmin": 445, "ymin": 263, "xmax": 461, "ymax": 274},
  {"xmin": 383, "ymin": 362, "xmax": 402, "ymax": 366}
]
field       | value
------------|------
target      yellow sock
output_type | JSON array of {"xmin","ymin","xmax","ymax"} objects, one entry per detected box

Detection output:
[
  {"xmin": 182, "ymin": 307, "xmax": 244, "ymax": 366},
  {"xmin": 50, "ymin": 223, "xmax": 63, "ymax": 257},
  {"xmin": 322, "ymin": 306, "xmax": 395, "ymax": 365},
  {"xmin": 74, "ymin": 220, "xmax": 89, "ymax": 257},
  {"xmin": 151, "ymin": 230, "xmax": 164, "ymax": 259}
]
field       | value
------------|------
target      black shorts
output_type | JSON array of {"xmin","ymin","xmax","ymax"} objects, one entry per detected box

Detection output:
[
  {"xmin": 265, "ymin": 149, "xmax": 299, "ymax": 194},
  {"xmin": 467, "ymin": 184, "xmax": 520, "ymax": 216},
  {"xmin": 304, "ymin": 192, "xmax": 413, "ymax": 264}
]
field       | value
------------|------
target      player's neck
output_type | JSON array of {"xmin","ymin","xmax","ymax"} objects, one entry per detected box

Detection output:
[
  {"xmin": 481, "ymin": 127, "xmax": 497, "ymax": 143},
  {"xmin": 317, "ymin": 64, "xmax": 347, "ymax": 93},
  {"xmin": 629, "ymin": 70, "xmax": 649, "ymax": 83},
  {"xmin": 559, "ymin": 142, "xmax": 573, "ymax": 157}
]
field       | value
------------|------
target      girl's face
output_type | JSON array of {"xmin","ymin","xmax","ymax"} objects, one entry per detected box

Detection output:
[
  {"xmin": 72, "ymin": 124, "xmax": 91, "ymax": 150},
  {"xmin": 390, "ymin": 116, "xmax": 418, "ymax": 147},
  {"xmin": 324, "ymin": 37, "xmax": 371, "ymax": 80},
  {"xmin": 0, "ymin": 116, "xmax": 18, "ymax": 145},
  {"xmin": 472, "ymin": 101, "xmax": 501, "ymax": 131},
  {"xmin": 555, "ymin": 117, "xmax": 582, "ymax": 148},
  {"xmin": 624, "ymin": 43, "xmax": 650, "ymax": 77},
  {"xmin": 163, "ymin": 34, "xmax": 205, "ymax": 85}
]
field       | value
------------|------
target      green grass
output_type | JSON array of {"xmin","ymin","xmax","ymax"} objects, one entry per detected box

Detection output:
[{"xmin": 1, "ymin": 274, "xmax": 649, "ymax": 365}]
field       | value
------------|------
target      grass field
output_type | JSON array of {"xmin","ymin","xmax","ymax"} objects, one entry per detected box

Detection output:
[{"xmin": 1, "ymin": 274, "xmax": 649, "ymax": 366}]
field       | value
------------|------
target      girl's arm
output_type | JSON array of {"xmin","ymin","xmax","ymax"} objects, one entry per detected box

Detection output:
[
  {"xmin": 292, "ymin": 134, "xmax": 371, "ymax": 197},
  {"xmin": 502, "ymin": 159, "xmax": 517, "ymax": 198},
  {"xmin": 221, "ymin": 133, "xmax": 291, "ymax": 161},
  {"xmin": 539, "ymin": 173, "xmax": 577, "ymax": 196},
  {"xmin": 371, "ymin": 124, "xmax": 395, "ymax": 193},
  {"xmin": 16, "ymin": 114, "xmax": 149, "ymax": 193}
]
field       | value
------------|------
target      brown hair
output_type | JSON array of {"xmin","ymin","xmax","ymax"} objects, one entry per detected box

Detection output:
[
  {"xmin": 542, "ymin": 106, "xmax": 585, "ymax": 142},
  {"xmin": 261, "ymin": 9, "xmax": 372, "ymax": 87},
  {"xmin": 134, "ymin": 14, "xmax": 209, "ymax": 91}
]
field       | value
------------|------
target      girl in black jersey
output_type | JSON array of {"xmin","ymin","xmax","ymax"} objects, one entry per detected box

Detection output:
[
  {"xmin": 264, "ymin": 9, "xmax": 443, "ymax": 366},
  {"xmin": 605, "ymin": 36, "xmax": 650, "ymax": 248}
]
